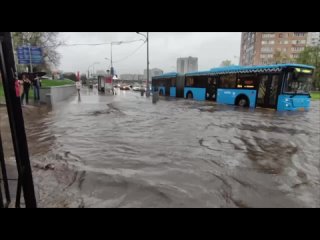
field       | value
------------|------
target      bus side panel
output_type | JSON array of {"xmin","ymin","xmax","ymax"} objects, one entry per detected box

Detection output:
[
  {"xmin": 170, "ymin": 87, "xmax": 176, "ymax": 97},
  {"xmin": 277, "ymin": 95, "xmax": 311, "ymax": 111},
  {"xmin": 176, "ymin": 76, "xmax": 185, "ymax": 98},
  {"xmin": 184, "ymin": 87, "xmax": 206, "ymax": 101},
  {"xmin": 217, "ymin": 89, "xmax": 257, "ymax": 107}
]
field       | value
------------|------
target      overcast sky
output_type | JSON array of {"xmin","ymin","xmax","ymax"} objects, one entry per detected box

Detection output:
[{"xmin": 57, "ymin": 32, "xmax": 241, "ymax": 75}]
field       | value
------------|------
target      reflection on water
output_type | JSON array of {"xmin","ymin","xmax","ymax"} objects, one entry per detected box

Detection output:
[{"xmin": 1, "ymin": 88, "xmax": 320, "ymax": 207}]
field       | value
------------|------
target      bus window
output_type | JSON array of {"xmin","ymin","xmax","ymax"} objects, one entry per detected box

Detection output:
[
  {"xmin": 186, "ymin": 77, "xmax": 194, "ymax": 87},
  {"xmin": 171, "ymin": 78, "xmax": 176, "ymax": 87},
  {"xmin": 283, "ymin": 71, "xmax": 313, "ymax": 94},
  {"xmin": 236, "ymin": 74, "xmax": 257, "ymax": 89},
  {"xmin": 243, "ymin": 80, "xmax": 255, "ymax": 88},
  {"xmin": 219, "ymin": 74, "xmax": 236, "ymax": 88},
  {"xmin": 213, "ymin": 77, "xmax": 217, "ymax": 85},
  {"xmin": 194, "ymin": 76, "xmax": 207, "ymax": 87},
  {"xmin": 237, "ymin": 78, "xmax": 242, "ymax": 88}
]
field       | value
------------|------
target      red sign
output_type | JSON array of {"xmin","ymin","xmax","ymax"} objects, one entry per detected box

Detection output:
[{"xmin": 105, "ymin": 77, "xmax": 112, "ymax": 84}]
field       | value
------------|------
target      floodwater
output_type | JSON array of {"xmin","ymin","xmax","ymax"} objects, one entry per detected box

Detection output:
[{"xmin": 1, "ymin": 87, "xmax": 320, "ymax": 207}]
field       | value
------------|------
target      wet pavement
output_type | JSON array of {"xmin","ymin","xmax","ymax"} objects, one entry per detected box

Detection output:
[{"xmin": 1, "ymin": 87, "xmax": 320, "ymax": 207}]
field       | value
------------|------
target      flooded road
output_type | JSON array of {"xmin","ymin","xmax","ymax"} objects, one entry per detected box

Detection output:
[{"xmin": 1, "ymin": 87, "xmax": 320, "ymax": 207}]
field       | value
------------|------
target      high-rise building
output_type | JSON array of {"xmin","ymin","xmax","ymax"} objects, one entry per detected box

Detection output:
[
  {"xmin": 307, "ymin": 32, "xmax": 320, "ymax": 47},
  {"xmin": 240, "ymin": 32, "xmax": 309, "ymax": 66},
  {"xmin": 177, "ymin": 57, "xmax": 198, "ymax": 74}
]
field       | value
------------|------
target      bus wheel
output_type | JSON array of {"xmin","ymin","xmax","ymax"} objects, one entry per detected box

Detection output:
[
  {"xmin": 187, "ymin": 92, "xmax": 193, "ymax": 99},
  {"xmin": 237, "ymin": 96, "xmax": 249, "ymax": 107}
]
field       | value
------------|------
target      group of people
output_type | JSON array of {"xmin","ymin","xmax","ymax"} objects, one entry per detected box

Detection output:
[{"xmin": 15, "ymin": 73, "xmax": 41, "ymax": 105}]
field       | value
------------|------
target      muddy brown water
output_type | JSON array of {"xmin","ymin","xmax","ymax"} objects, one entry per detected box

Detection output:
[{"xmin": 1, "ymin": 87, "xmax": 319, "ymax": 207}]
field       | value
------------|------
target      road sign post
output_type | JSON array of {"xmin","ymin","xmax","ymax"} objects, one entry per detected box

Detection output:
[{"xmin": 17, "ymin": 46, "xmax": 43, "ymax": 72}]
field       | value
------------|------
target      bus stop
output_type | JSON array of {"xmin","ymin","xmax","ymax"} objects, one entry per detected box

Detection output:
[{"xmin": 98, "ymin": 74, "xmax": 113, "ymax": 94}]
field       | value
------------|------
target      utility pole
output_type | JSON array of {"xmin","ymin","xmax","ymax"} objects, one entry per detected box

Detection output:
[
  {"xmin": 146, "ymin": 32, "xmax": 150, "ymax": 97},
  {"xmin": 111, "ymin": 43, "xmax": 113, "ymax": 77},
  {"xmin": 109, "ymin": 41, "xmax": 122, "ymax": 78},
  {"xmin": 136, "ymin": 32, "xmax": 150, "ymax": 97}
]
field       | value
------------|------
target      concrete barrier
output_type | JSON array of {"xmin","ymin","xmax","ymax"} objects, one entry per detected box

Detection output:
[{"xmin": 39, "ymin": 85, "xmax": 76, "ymax": 105}]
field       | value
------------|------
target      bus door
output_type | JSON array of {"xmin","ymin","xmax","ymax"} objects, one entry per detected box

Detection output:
[
  {"xmin": 257, "ymin": 74, "xmax": 280, "ymax": 108},
  {"xmin": 165, "ymin": 79, "xmax": 171, "ymax": 96},
  {"xmin": 206, "ymin": 76, "xmax": 217, "ymax": 101}
]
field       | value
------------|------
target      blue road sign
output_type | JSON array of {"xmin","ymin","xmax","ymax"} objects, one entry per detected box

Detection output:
[{"xmin": 17, "ymin": 46, "xmax": 43, "ymax": 64}]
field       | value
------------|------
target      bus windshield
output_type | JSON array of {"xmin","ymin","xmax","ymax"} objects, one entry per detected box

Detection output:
[{"xmin": 283, "ymin": 70, "xmax": 313, "ymax": 94}]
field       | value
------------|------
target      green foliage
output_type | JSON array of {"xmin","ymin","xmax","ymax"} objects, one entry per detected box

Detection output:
[
  {"xmin": 296, "ymin": 46, "xmax": 320, "ymax": 90},
  {"xmin": 12, "ymin": 32, "xmax": 63, "ymax": 73},
  {"xmin": 310, "ymin": 91, "xmax": 320, "ymax": 100},
  {"xmin": 220, "ymin": 60, "xmax": 233, "ymax": 67},
  {"xmin": 62, "ymin": 72, "xmax": 77, "ymax": 82}
]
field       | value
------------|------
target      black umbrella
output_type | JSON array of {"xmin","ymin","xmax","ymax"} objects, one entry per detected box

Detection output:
[
  {"xmin": 34, "ymin": 72, "xmax": 46, "ymax": 77},
  {"xmin": 20, "ymin": 72, "xmax": 46, "ymax": 78}
]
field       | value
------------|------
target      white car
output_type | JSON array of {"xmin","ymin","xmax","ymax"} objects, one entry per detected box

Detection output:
[{"xmin": 132, "ymin": 85, "xmax": 142, "ymax": 91}]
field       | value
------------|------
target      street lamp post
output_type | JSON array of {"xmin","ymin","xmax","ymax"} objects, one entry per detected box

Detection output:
[
  {"xmin": 109, "ymin": 41, "xmax": 123, "ymax": 77},
  {"xmin": 136, "ymin": 32, "xmax": 150, "ymax": 97},
  {"xmin": 105, "ymin": 57, "xmax": 110, "ymax": 72}
]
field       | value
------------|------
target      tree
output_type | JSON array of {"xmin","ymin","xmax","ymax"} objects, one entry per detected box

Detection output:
[
  {"xmin": 296, "ymin": 46, "xmax": 320, "ymax": 90},
  {"xmin": 220, "ymin": 60, "xmax": 233, "ymax": 67},
  {"xmin": 12, "ymin": 32, "xmax": 63, "ymax": 73},
  {"xmin": 63, "ymin": 72, "xmax": 77, "ymax": 82}
]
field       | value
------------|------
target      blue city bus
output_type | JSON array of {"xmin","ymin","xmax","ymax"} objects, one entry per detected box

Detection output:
[
  {"xmin": 184, "ymin": 64, "xmax": 315, "ymax": 111},
  {"xmin": 152, "ymin": 72, "xmax": 185, "ymax": 97}
]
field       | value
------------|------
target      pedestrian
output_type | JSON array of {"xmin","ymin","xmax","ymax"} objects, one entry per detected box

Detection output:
[
  {"xmin": 207, "ymin": 78, "xmax": 215, "ymax": 100},
  {"xmin": 76, "ymin": 80, "xmax": 81, "ymax": 97},
  {"xmin": 21, "ymin": 74, "xmax": 31, "ymax": 105},
  {"xmin": 14, "ymin": 75, "xmax": 20, "ymax": 98},
  {"xmin": 14, "ymin": 75, "xmax": 23, "ymax": 98},
  {"xmin": 18, "ymin": 74, "xmax": 24, "ymax": 99},
  {"xmin": 33, "ymin": 74, "xmax": 41, "ymax": 101}
]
